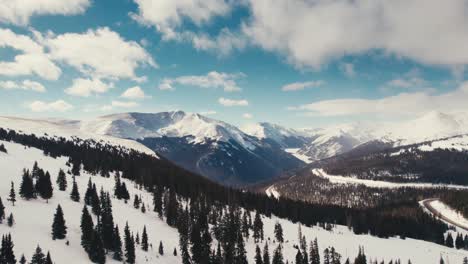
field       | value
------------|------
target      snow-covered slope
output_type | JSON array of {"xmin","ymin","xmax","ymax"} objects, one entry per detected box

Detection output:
[
  {"xmin": 242, "ymin": 122, "xmax": 309, "ymax": 148},
  {"xmin": 0, "ymin": 139, "xmax": 465, "ymax": 263},
  {"xmin": 0, "ymin": 116, "xmax": 156, "ymax": 156}
]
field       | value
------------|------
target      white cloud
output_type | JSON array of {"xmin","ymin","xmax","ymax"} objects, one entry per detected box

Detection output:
[
  {"xmin": 288, "ymin": 82, "xmax": 468, "ymax": 118},
  {"xmin": 218, "ymin": 97, "xmax": 248, "ymax": 106},
  {"xmin": 190, "ymin": 28, "xmax": 247, "ymax": 56},
  {"xmin": 121, "ymin": 86, "xmax": 148, "ymax": 99},
  {"xmin": 0, "ymin": 0, "xmax": 90, "ymax": 25},
  {"xmin": 340, "ymin": 63, "xmax": 356, "ymax": 78},
  {"xmin": 281, "ymin": 80, "xmax": 324, "ymax": 92},
  {"xmin": 199, "ymin": 110, "xmax": 217, "ymax": 115},
  {"xmin": 243, "ymin": 113, "xmax": 253, "ymax": 119},
  {"xmin": 383, "ymin": 68, "xmax": 428, "ymax": 90},
  {"xmin": 100, "ymin": 100, "xmax": 139, "ymax": 111},
  {"xmin": 0, "ymin": 80, "xmax": 45, "ymax": 92},
  {"xmin": 65, "ymin": 78, "xmax": 113, "ymax": 97},
  {"xmin": 159, "ymin": 71, "xmax": 244, "ymax": 92},
  {"xmin": 46, "ymin": 27, "xmax": 156, "ymax": 79},
  {"xmin": 243, "ymin": 0, "xmax": 468, "ymax": 69},
  {"xmin": 131, "ymin": 0, "xmax": 231, "ymax": 40},
  {"xmin": 28, "ymin": 99, "xmax": 73, "ymax": 112},
  {"xmin": 0, "ymin": 28, "xmax": 61, "ymax": 80}
]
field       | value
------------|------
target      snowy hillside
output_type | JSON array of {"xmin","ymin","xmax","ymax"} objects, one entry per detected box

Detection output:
[
  {"xmin": 0, "ymin": 139, "xmax": 466, "ymax": 263},
  {"xmin": 241, "ymin": 122, "xmax": 310, "ymax": 148}
]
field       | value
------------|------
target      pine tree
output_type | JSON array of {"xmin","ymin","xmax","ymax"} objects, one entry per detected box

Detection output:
[
  {"xmin": 7, "ymin": 213, "xmax": 14, "ymax": 227},
  {"xmin": 159, "ymin": 241, "xmax": 164, "ymax": 255},
  {"xmin": 0, "ymin": 197, "xmax": 5, "ymax": 223},
  {"xmin": 165, "ymin": 188, "xmax": 179, "ymax": 227},
  {"xmin": 255, "ymin": 245, "xmax": 263, "ymax": 264},
  {"xmin": 30, "ymin": 245, "xmax": 45, "ymax": 264},
  {"xmin": 84, "ymin": 178, "xmax": 93, "ymax": 206},
  {"xmin": 124, "ymin": 222, "xmax": 136, "ymax": 264},
  {"xmin": 0, "ymin": 234, "xmax": 16, "ymax": 264},
  {"xmin": 295, "ymin": 250, "xmax": 303, "ymax": 264},
  {"xmin": 173, "ymin": 247, "xmax": 177, "ymax": 256},
  {"xmin": 90, "ymin": 184, "xmax": 100, "ymax": 216},
  {"xmin": 235, "ymin": 230, "xmax": 248, "ymax": 264},
  {"xmin": 8, "ymin": 182, "xmax": 16, "ymax": 206},
  {"xmin": 310, "ymin": 238, "xmax": 320, "ymax": 264},
  {"xmin": 37, "ymin": 171, "xmax": 53, "ymax": 202},
  {"xmin": 133, "ymin": 194, "xmax": 140, "ymax": 209},
  {"xmin": 253, "ymin": 211, "xmax": 264, "ymax": 242},
  {"xmin": 141, "ymin": 203, "xmax": 146, "ymax": 213},
  {"xmin": 274, "ymin": 222, "xmax": 284, "ymax": 243},
  {"xmin": 113, "ymin": 225, "xmax": 123, "ymax": 261},
  {"xmin": 70, "ymin": 177, "xmax": 80, "ymax": 202},
  {"xmin": 263, "ymin": 242, "xmax": 271, "ymax": 264},
  {"xmin": 19, "ymin": 169, "xmax": 35, "ymax": 200},
  {"xmin": 323, "ymin": 248, "xmax": 330, "ymax": 264},
  {"xmin": 121, "ymin": 182, "xmax": 130, "ymax": 202},
  {"xmin": 455, "ymin": 233, "xmax": 464, "ymax": 249},
  {"xmin": 89, "ymin": 229, "xmax": 106, "ymax": 264},
  {"xmin": 45, "ymin": 252, "xmax": 53, "ymax": 264},
  {"xmin": 52, "ymin": 204, "xmax": 67, "ymax": 240},
  {"xmin": 463, "ymin": 257, "xmax": 468, "ymax": 264},
  {"xmin": 445, "ymin": 233, "xmax": 454, "ymax": 248},
  {"xmin": 272, "ymin": 244, "xmax": 284, "ymax": 264},
  {"xmin": 80, "ymin": 206, "xmax": 94, "ymax": 252},
  {"xmin": 153, "ymin": 186, "xmax": 163, "ymax": 218},
  {"xmin": 242, "ymin": 211, "xmax": 250, "ymax": 240},
  {"xmin": 141, "ymin": 226, "xmax": 149, "ymax": 251},
  {"xmin": 56, "ymin": 169, "xmax": 67, "ymax": 191},
  {"xmin": 19, "ymin": 255, "xmax": 26, "ymax": 264}
]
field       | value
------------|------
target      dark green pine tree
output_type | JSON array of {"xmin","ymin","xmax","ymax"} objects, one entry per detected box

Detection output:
[
  {"xmin": 52, "ymin": 204, "xmax": 67, "ymax": 240},
  {"xmin": 173, "ymin": 247, "xmax": 177, "ymax": 256},
  {"xmin": 124, "ymin": 223, "xmax": 136, "ymax": 264},
  {"xmin": 56, "ymin": 169, "xmax": 67, "ymax": 191},
  {"xmin": 70, "ymin": 177, "xmax": 80, "ymax": 202},
  {"xmin": 90, "ymin": 184, "xmax": 100, "ymax": 216},
  {"xmin": 242, "ymin": 211, "xmax": 250, "ymax": 240},
  {"xmin": 114, "ymin": 173, "xmax": 122, "ymax": 199},
  {"xmin": 0, "ymin": 197, "xmax": 5, "ymax": 223},
  {"xmin": 165, "ymin": 189, "xmax": 179, "ymax": 227},
  {"xmin": 30, "ymin": 245, "xmax": 45, "ymax": 264},
  {"xmin": 44, "ymin": 252, "xmax": 53, "ymax": 264},
  {"xmin": 445, "ymin": 233, "xmax": 454, "ymax": 248},
  {"xmin": 37, "ymin": 171, "xmax": 53, "ymax": 202},
  {"xmin": 295, "ymin": 250, "xmax": 303, "ymax": 264},
  {"xmin": 235, "ymin": 231, "xmax": 248, "ymax": 264},
  {"xmin": 274, "ymin": 222, "xmax": 284, "ymax": 243},
  {"xmin": 19, "ymin": 169, "xmax": 35, "ymax": 200},
  {"xmin": 133, "ymin": 195, "xmax": 140, "ymax": 209},
  {"xmin": 354, "ymin": 246, "xmax": 366, "ymax": 264},
  {"xmin": 190, "ymin": 221, "xmax": 203, "ymax": 264},
  {"xmin": 8, "ymin": 182, "xmax": 16, "ymax": 206},
  {"xmin": 455, "ymin": 233, "xmax": 464, "ymax": 249},
  {"xmin": 153, "ymin": 186, "xmax": 163, "ymax": 218},
  {"xmin": 255, "ymin": 245, "xmax": 263, "ymax": 264},
  {"xmin": 84, "ymin": 178, "xmax": 94, "ymax": 205},
  {"xmin": 178, "ymin": 207, "xmax": 191, "ymax": 264},
  {"xmin": 272, "ymin": 244, "xmax": 284, "ymax": 264},
  {"xmin": 310, "ymin": 238, "xmax": 320, "ymax": 264},
  {"xmin": 323, "ymin": 248, "xmax": 330, "ymax": 264},
  {"xmin": 89, "ymin": 229, "xmax": 106, "ymax": 264},
  {"xmin": 113, "ymin": 225, "xmax": 123, "ymax": 261},
  {"xmin": 141, "ymin": 226, "xmax": 149, "ymax": 251},
  {"xmin": 120, "ymin": 182, "xmax": 130, "ymax": 202},
  {"xmin": 263, "ymin": 242, "xmax": 270, "ymax": 264},
  {"xmin": 0, "ymin": 234, "xmax": 16, "ymax": 264},
  {"xmin": 99, "ymin": 191, "xmax": 115, "ymax": 251},
  {"xmin": 7, "ymin": 213, "xmax": 14, "ymax": 227},
  {"xmin": 19, "ymin": 254, "xmax": 26, "ymax": 264},
  {"xmin": 80, "ymin": 206, "xmax": 94, "ymax": 252},
  {"xmin": 141, "ymin": 203, "xmax": 146, "ymax": 213},
  {"xmin": 159, "ymin": 241, "xmax": 164, "ymax": 256},
  {"xmin": 253, "ymin": 211, "xmax": 264, "ymax": 242}
]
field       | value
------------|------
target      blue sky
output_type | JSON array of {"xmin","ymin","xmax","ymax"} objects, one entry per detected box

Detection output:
[{"xmin": 1, "ymin": 0, "xmax": 468, "ymax": 128}]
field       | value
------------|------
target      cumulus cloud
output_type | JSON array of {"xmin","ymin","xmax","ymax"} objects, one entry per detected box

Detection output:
[
  {"xmin": 28, "ymin": 99, "xmax": 73, "ymax": 112},
  {"xmin": 281, "ymin": 80, "xmax": 324, "ymax": 91},
  {"xmin": 159, "ymin": 71, "xmax": 244, "ymax": 92},
  {"xmin": 65, "ymin": 78, "xmax": 113, "ymax": 97},
  {"xmin": 243, "ymin": 0, "xmax": 468, "ymax": 69},
  {"xmin": 121, "ymin": 86, "xmax": 148, "ymax": 99},
  {"xmin": 242, "ymin": 113, "xmax": 253, "ymax": 119},
  {"xmin": 218, "ymin": 97, "xmax": 248, "ymax": 106},
  {"xmin": 288, "ymin": 82, "xmax": 468, "ymax": 118},
  {"xmin": 0, "ymin": 80, "xmax": 45, "ymax": 92},
  {"xmin": 0, "ymin": 0, "xmax": 90, "ymax": 25},
  {"xmin": 100, "ymin": 100, "xmax": 139, "ymax": 111},
  {"xmin": 0, "ymin": 28, "xmax": 61, "ymax": 80},
  {"xmin": 45, "ymin": 27, "xmax": 156, "ymax": 80}
]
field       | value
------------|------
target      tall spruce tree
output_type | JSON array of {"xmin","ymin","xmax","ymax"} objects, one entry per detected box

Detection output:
[
  {"xmin": 263, "ymin": 242, "xmax": 270, "ymax": 264},
  {"xmin": 45, "ymin": 252, "xmax": 53, "ymax": 264},
  {"xmin": 274, "ymin": 222, "xmax": 284, "ymax": 243},
  {"xmin": 310, "ymin": 238, "xmax": 320, "ymax": 264},
  {"xmin": 272, "ymin": 244, "xmax": 284, "ymax": 264},
  {"xmin": 84, "ymin": 178, "xmax": 93, "ymax": 206},
  {"xmin": 253, "ymin": 212, "xmax": 264, "ymax": 242},
  {"xmin": 124, "ymin": 222, "xmax": 136, "ymax": 264},
  {"xmin": 19, "ymin": 254, "xmax": 26, "ymax": 264},
  {"xmin": 7, "ymin": 213, "xmax": 14, "ymax": 227},
  {"xmin": 70, "ymin": 177, "xmax": 80, "ymax": 202},
  {"xmin": 113, "ymin": 225, "xmax": 123, "ymax": 261},
  {"xmin": 99, "ymin": 191, "xmax": 115, "ymax": 251},
  {"xmin": 56, "ymin": 169, "xmax": 67, "ymax": 191},
  {"xmin": 0, "ymin": 234, "xmax": 16, "ymax": 264},
  {"xmin": 90, "ymin": 184, "xmax": 100, "ymax": 216},
  {"xmin": 89, "ymin": 229, "xmax": 106, "ymax": 264},
  {"xmin": 80, "ymin": 206, "xmax": 94, "ymax": 252},
  {"xmin": 52, "ymin": 204, "xmax": 67, "ymax": 240},
  {"xmin": 37, "ymin": 171, "xmax": 53, "ymax": 202},
  {"xmin": 159, "ymin": 241, "xmax": 164, "ymax": 255},
  {"xmin": 19, "ymin": 169, "xmax": 35, "ymax": 200},
  {"xmin": 7, "ymin": 182, "xmax": 16, "ymax": 206},
  {"xmin": 141, "ymin": 226, "xmax": 149, "ymax": 251},
  {"xmin": 153, "ymin": 186, "xmax": 163, "ymax": 218},
  {"xmin": 445, "ymin": 233, "xmax": 454, "ymax": 248},
  {"xmin": 255, "ymin": 245, "xmax": 263, "ymax": 264},
  {"xmin": 0, "ymin": 197, "xmax": 5, "ymax": 223},
  {"xmin": 30, "ymin": 245, "xmax": 45, "ymax": 264}
]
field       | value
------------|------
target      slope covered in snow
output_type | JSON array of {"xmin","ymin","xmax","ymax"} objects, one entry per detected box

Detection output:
[
  {"xmin": 241, "ymin": 122, "xmax": 310, "ymax": 148},
  {"xmin": 0, "ymin": 139, "xmax": 466, "ymax": 263}
]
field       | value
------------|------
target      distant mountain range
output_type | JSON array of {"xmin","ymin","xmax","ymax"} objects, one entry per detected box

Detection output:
[{"xmin": 1, "ymin": 110, "xmax": 467, "ymax": 186}]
